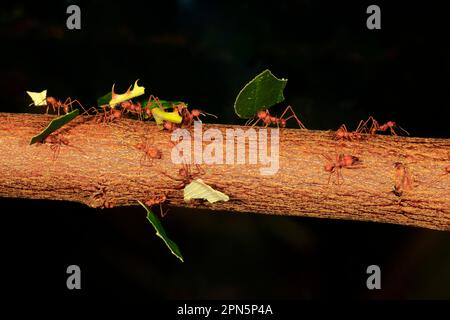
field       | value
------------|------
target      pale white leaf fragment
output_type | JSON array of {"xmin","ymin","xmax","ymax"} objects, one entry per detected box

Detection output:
[
  {"xmin": 184, "ymin": 179, "xmax": 229, "ymax": 203},
  {"xmin": 27, "ymin": 90, "xmax": 47, "ymax": 106}
]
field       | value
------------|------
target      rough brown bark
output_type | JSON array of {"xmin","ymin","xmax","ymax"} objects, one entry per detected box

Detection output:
[{"xmin": 0, "ymin": 113, "xmax": 449, "ymax": 231}]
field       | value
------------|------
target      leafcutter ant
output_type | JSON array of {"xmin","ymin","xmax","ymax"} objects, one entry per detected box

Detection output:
[
  {"xmin": 333, "ymin": 120, "xmax": 367, "ymax": 141},
  {"xmin": 144, "ymin": 193, "xmax": 168, "ymax": 217},
  {"xmin": 246, "ymin": 105, "xmax": 306, "ymax": 129},
  {"xmin": 322, "ymin": 153, "xmax": 364, "ymax": 184},
  {"xmin": 161, "ymin": 162, "xmax": 205, "ymax": 189},
  {"xmin": 364, "ymin": 116, "xmax": 409, "ymax": 136},
  {"xmin": 46, "ymin": 97, "xmax": 84, "ymax": 115},
  {"xmin": 174, "ymin": 102, "xmax": 218, "ymax": 127},
  {"xmin": 135, "ymin": 138, "xmax": 162, "ymax": 166},
  {"xmin": 41, "ymin": 133, "xmax": 69, "ymax": 160},
  {"xmin": 392, "ymin": 162, "xmax": 413, "ymax": 196}
]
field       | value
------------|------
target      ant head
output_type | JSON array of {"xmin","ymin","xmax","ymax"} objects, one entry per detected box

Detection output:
[
  {"xmin": 387, "ymin": 121, "xmax": 396, "ymax": 127},
  {"xmin": 324, "ymin": 164, "xmax": 334, "ymax": 172},
  {"xmin": 342, "ymin": 155, "xmax": 358, "ymax": 166},
  {"xmin": 280, "ymin": 119, "xmax": 287, "ymax": 127},
  {"xmin": 191, "ymin": 109, "xmax": 201, "ymax": 117},
  {"xmin": 393, "ymin": 162, "xmax": 402, "ymax": 169},
  {"xmin": 46, "ymin": 97, "xmax": 57, "ymax": 104},
  {"xmin": 113, "ymin": 109, "xmax": 122, "ymax": 118},
  {"xmin": 163, "ymin": 121, "xmax": 176, "ymax": 131},
  {"xmin": 43, "ymin": 135, "xmax": 53, "ymax": 143},
  {"xmin": 145, "ymin": 108, "xmax": 152, "ymax": 116},
  {"xmin": 121, "ymin": 101, "xmax": 132, "ymax": 108},
  {"xmin": 179, "ymin": 167, "xmax": 188, "ymax": 177},
  {"xmin": 257, "ymin": 110, "xmax": 267, "ymax": 119},
  {"xmin": 148, "ymin": 148, "xmax": 162, "ymax": 159},
  {"xmin": 135, "ymin": 142, "xmax": 145, "ymax": 150}
]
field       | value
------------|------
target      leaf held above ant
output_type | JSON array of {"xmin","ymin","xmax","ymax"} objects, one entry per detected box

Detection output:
[
  {"xmin": 29, "ymin": 109, "xmax": 80, "ymax": 145},
  {"xmin": 184, "ymin": 179, "xmax": 230, "ymax": 203},
  {"xmin": 137, "ymin": 200, "xmax": 184, "ymax": 262},
  {"xmin": 27, "ymin": 89, "xmax": 47, "ymax": 106},
  {"xmin": 109, "ymin": 79, "xmax": 145, "ymax": 108},
  {"xmin": 234, "ymin": 69, "xmax": 288, "ymax": 119}
]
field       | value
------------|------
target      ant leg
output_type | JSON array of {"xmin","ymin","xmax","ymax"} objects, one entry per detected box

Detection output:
[
  {"xmin": 62, "ymin": 97, "xmax": 73, "ymax": 114},
  {"xmin": 160, "ymin": 204, "xmax": 169, "ymax": 218},
  {"xmin": 280, "ymin": 105, "xmax": 306, "ymax": 129},
  {"xmin": 148, "ymin": 95, "xmax": 164, "ymax": 110},
  {"xmin": 395, "ymin": 125, "xmax": 410, "ymax": 136},
  {"xmin": 50, "ymin": 143, "xmax": 60, "ymax": 161},
  {"xmin": 250, "ymin": 117, "xmax": 262, "ymax": 128},
  {"xmin": 336, "ymin": 168, "xmax": 344, "ymax": 185},
  {"xmin": 194, "ymin": 164, "xmax": 205, "ymax": 176},
  {"xmin": 245, "ymin": 117, "xmax": 255, "ymax": 126},
  {"xmin": 67, "ymin": 98, "xmax": 88, "ymax": 113},
  {"xmin": 365, "ymin": 116, "xmax": 379, "ymax": 134},
  {"xmin": 355, "ymin": 119, "xmax": 368, "ymax": 134},
  {"xmin": 200, "ymin": 111, "xmax": 218, "ymax": 119}
]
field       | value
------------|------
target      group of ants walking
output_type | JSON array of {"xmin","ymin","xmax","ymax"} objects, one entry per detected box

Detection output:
[{"xmin": 34, "ymin": 94, "xmax": 448, "ymax": 216}]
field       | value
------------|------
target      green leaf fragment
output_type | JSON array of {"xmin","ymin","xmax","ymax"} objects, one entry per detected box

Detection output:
[
  {"xmin": 137, "ymin": 200, "xmax": 184, "ymax": 262},
  {"xmin": 234, "ymin": 69, "xmax": 288, "ymax": 119},
  {"xmin": 29, "ymin": 109, "xmax": 80, "ymax": 145},
  {"xmin": 97, "ymin": 91, "xmax": 112, "ymax": 107}
]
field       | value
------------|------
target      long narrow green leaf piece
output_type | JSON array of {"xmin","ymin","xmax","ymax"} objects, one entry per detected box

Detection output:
[
  {"xmin": 29, "ymin": 109, "xmax": 80, "ymax": 145},
  {"xmin": 137, "ymin": 200, "xmax": 184, "ymax": 262}
]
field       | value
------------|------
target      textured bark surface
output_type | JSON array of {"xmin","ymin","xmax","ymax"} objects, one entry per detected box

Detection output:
[{"xmin": 0, "ymin": 113, "xmax": 449, "ymax": 230}]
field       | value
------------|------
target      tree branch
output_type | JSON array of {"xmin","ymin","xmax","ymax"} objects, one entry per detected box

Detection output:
[{"xmin": 0, "ymin": 113, "xmax": 449, "ymax": 231}]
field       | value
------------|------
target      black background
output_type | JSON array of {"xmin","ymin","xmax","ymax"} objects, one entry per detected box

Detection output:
[{"xmin": 1, "ymin": 0, "xmax": 449, "ymax": 299}]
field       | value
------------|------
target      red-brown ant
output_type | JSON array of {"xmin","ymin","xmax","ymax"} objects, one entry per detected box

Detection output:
[
  {"xmin": 41, "ymin": 133, "xmax": 69, "ymax": 160},
  {"xmin": 45, "ymin": 97, "xmax": 84, "ymax": 115},
  {"xmin": 144, "ymin": 193, "xmax": 168, "ymax": 217},
  {"xmin": 333, "ymin": 121, "xmax": 367, "ymax": 141},
  {"xmin": 322, "ymin": 153, "xmax": 363, "ymax": 184},
  {"xmin": 364, "ymin": 116, "xmax": 409, "ymax": 136},
  {"xmin": 161, "ymin": 162, "xmax": 205, "ymax": 189},
  {"xmin": 163, "ymin": 120, "xmax": 180, "ymax": 131},
  {"xmin": 393, "ymin": 162, "xmax": 413, "ymax": 196},
  {"xmin": 135, "ymin": 139, "xmax": 162, "ymax": 166},
  {"xmin": 95, "ymin": 107, "xmax": 122, "ymax": 124},
  {"xmin": 174, "ymin": 103, "xmax": 218, "ymax": 127},
  {"xmin": 120, "ymin": 100, "xmax": 147, "ymax": 120},
  {"xmin": 246, "ymin": 105, "xmax": 306, "ymax": 129}
]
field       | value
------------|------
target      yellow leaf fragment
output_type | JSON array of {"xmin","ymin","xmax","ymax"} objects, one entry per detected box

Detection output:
[
  {"xmin": 184, "ymin": 179, "xmax": 229, "ymax": 203},
  {"xmin": 27, "ymin": 90, "xmax": 47, "ymax": 106},
  {"xmin": 109, "ymin": 79, "xmax": 145, "ymax": 108},
  {"xmin": 151, "ymin": 107, "xmax": 182, "ymax": 128}
]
